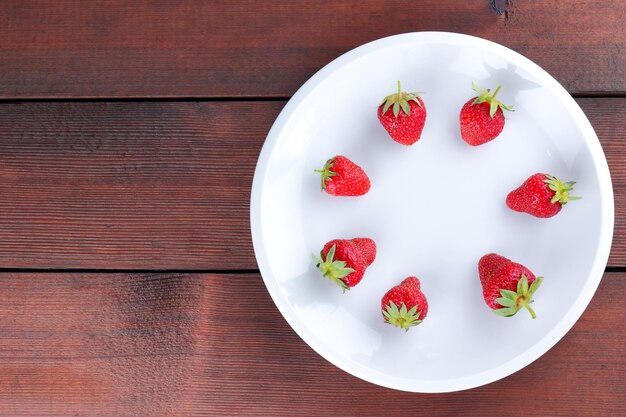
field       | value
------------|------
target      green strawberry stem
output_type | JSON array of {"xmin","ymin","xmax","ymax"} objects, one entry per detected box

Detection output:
[
  {"xmin": 471, "ymin": 83, "xmax": 514, "ymax": 118},
  {"xmin": 314, "ymin": 244, "xmax": 354, "ymax": 292},
  {"xmin": 382, "ymin": 301, "xmax": 422, "ymax": 331},
  {"xmin": 491, "ymin": 85, "xmax": 502, "ymax": 99},
  {"xmin": 314, "ymin": 158, "xmax": 338, "ymax": 191},
  {"xmin": 544, "ymin": 174, "xmax": 581, "ymax": 204},
  {"xmin": 518, "ymin": 299, "xmax": 536, "ymax": 319},
  {"xmin": 381, "ymin": 80, "xmax": 422, "ymax": 117},
  {"xmin": 493, "ymin": 275, "xmax": 543, "ymax": 319}
]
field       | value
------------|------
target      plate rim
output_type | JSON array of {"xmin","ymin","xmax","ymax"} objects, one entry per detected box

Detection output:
[{"xmin": 250, "ymin": 31, "xmax": 614, "ymax": 392}]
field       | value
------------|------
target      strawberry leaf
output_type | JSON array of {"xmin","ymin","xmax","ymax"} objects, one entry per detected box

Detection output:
[
  {"xmin": 494, "ymin": 273, "xmax": 544, "ymax": 319},
  {"xmin": 380, "ymin": 80, "xmax": 423, "ymax": 118},
  {"xmin": 471, "ymin": 82, "xmax": 490, "ymax": 96},
  {"xmin": 407, "ymin": 304, "xmax": 418, "ymax": 317},
  {"xmin": 470, "ymin": 83, "xmax": 514, "ymax": 119},
  {"xmin": 400, "ymin": 100, "xmax": 411, "ymax": 116},
  {"xmin": 314, "ymin": 158, "xmax": 339, "ymax": 190},
  {"xmin": 543, "ymin": 174, "xmax": 581, "ymax": 205},
  {"xmin": 496, "ymin": 297, "xmax": 516, "ymax": 307},
  {"xmin": 529, "ymin": 276, "xmax": 544, "ymax": 295},
  {"xmin": 383, "ymin": 301, "xmax": 422, "ymax": 331},
  {"xmin": 500, "ymin": 289, "xmax": 518, "ymax": 299},
  {"xmin": 382, "ymin": 97, "xmax": 394, "ymax": 114},
  {"xmin": 489, "ymin": 100, "xmax": 498, "ymax": 118},
  {"xmin": 315, "ymin": 244, "xmax": 355, "ymax": 291},
  {"xmin": 518, "ymin": 274, "xmax": 529, "ymax": 294},
  {"xmin": 492, "ymin": 307, "xmax": 516, "ymax": 317}
]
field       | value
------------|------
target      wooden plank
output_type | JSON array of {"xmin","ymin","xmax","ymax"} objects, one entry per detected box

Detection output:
[
  {"xmin": 580, "ymin": 98, "xmax": 626, "ymax": 266},
  {"xmin": 0, "ymin": 101, "xmax": 279, "ymax": 269},
  {"xmin": 1, "ymin": 98, "xmax": 624, "ymax": 269},
  {"xmin": 0, "ymin": 0, "xmax": 623, "ymax": 98},
  {"xmin": 0, "ymin": 272, "xmax": 623, "ymax": 416}
]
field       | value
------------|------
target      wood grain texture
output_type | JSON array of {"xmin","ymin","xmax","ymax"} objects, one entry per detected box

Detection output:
[
  {"xmin": 0, "ymin": 0, "xmax": 623, "ymax": 98},
  {"xmin": 1, "ymin": 98, "xmax": 624, "ymax": 269},
  {"xmin": 581, "ymin": 98, "xmax": 626, "ymax": 267},
  {"xmin": 0, "ymin": 272, "xmax": 623, "ymax": 417},
  {"xmin": 0, "ymin": 101, "xmax": 282, "ymax": 269}
]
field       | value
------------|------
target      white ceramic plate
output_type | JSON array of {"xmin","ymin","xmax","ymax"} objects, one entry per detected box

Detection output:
[{"xmin": 250, "ymin": 32, "xmax": 613, "ymax": 392}]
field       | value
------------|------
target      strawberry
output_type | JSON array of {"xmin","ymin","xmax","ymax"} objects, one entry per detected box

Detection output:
[
  {"xmin": 506, "ymin": 173, "xmax": 581, "ymax": 218},
  {"xmin": 315, "ymin": 238, "xmax": 376, "ymax": 291},
  {"xmin": 459, "ymin": 83, "xmax": 513, "ymax": 146},
  {"xmin": 381, "ymin": 277, "xmax": 428, "ymax": 331},
  {"xmin": 315, "ymin": 155, "xmax": 370, "ymax": 196},
  {"xmin": 479, "ymin": 253, "xmax": 543, "ymax": 319},
  {"xmin": 377, "ymin": 80, "xmax": 426, "ymax": 145}
]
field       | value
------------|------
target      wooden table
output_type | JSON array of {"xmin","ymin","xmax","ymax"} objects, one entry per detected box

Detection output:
[{"xmin": 1, "ymin": 2, "xmax": 624, "ymax": 416}]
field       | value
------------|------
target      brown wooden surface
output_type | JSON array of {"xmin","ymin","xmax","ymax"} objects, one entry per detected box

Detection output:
[
  {"xmin": 1, "ymin": 98, "xmax": 625, "ymax": 269},
  {"xmin": 0, "ymin": 0, "xmax": 624, "ymax": 98},
  {"xmin": 1, "ymin": 1, "xmax": 625, "ymax": 416},
  {"xmin": 0, "ymin": 101, "xmax": 281, "ymax": 269},
  {"xmin": 0, "ymin": 272, "xmax": 623, "ymax": 417}
]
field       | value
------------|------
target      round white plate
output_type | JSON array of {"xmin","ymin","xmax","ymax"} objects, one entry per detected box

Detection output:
[{"xmin": 250, "ymin": 32, "xmax": 613, "ymax": 392}]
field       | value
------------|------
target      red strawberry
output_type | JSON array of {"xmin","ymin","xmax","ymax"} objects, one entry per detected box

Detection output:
[
  {"xmin": 377, "ymin": 80, "xmax": 427, "ymax": 145},
  {"xmin": 478, "ymin": 253, "xmax": 543, "ymax": 319},
  {"xmin": 459, "ymin": 83, "xmax": 513, "ymax": 146},
  {"xmin": 381, "ymin": 277, "xmax": 428, "ymax": 331},
  {"xmin": 350, "ymin": 238, "xmax": 377, "ymax": 265},
  {"xmin": 506, "ymin": 173, "xmax": 581, "ymax": 218},
  {"xmin": 316, "ymin": 238, "xmax": 376, "ymax": 291},
  {"xmin": 315, "ymin": 156, "xmax": 370, "ymax": 196}
]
